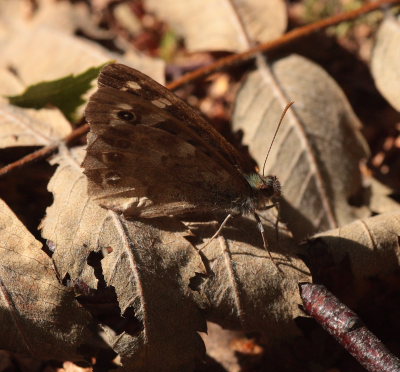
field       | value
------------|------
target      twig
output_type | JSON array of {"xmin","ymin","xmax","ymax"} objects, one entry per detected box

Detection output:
[
  {"xmin": 1, "ymin": 0, "xmax": 398, "ymax": 177},
  {"xmin": 301, "ymin": 283, "xmax": 400, "ymax": 372},
  {"xmin": 0, "ymin": 124, "xmax": 89, "ymax": 176}
]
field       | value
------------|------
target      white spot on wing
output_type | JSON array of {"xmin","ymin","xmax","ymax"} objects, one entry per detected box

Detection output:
[
  {"xmin": 115, "ymin": 103, "xmax": 132, "ymax": 110},
  {"xmin": 160, "ymin": 97, "xmax": 172, "ymax": 105},
  {"xmin": 177, "ymin": 142, "xmax": 196, "ymax": 156},
  {"xmin": 151, "ymin": 97, "xmax": 172, "ymax": 108},
  {"xmin": 126, "ymin": 81, "xmax": 141, "ymax": 90}
]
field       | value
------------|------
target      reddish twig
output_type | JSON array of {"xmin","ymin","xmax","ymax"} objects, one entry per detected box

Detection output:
[
  {"xmin": 0, "ymin": 124, "xmax": 89, "ymax": 176},
  {"xmin": 0, "ymin": 0, "xmax": 398, "ymax": 177},
  {"xmin": 301, "ymin": 283, "xmax": 400, "ymax": 372}
]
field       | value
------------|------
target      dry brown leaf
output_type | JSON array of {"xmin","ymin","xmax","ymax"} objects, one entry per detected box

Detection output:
[
  {"xmin": 31, "ymin": 0, "xmax": 122, "ymax": 42},
  {"xmin": 0, "ymin": 67, "xmax": 25, "ymax": 98},
  {"xmin": 0, "ymin": 0, "xmax": 31, "ymax": 40},
  {"xmin": 371, "ymin": 16, "xmax": 400, "ymax": 112},
  {"xmin": 0, "ymin": 0, "xmax": 165, "ymax": 86},
  {"xmin": 0, "ymin": 0, "xmax": 110, "ymax": 41},
  {"xmin": 61, "ymin": 361, "xmax": 93, "ymax": 372},
  {"xmin": 0, "ymin": 102, "xmax": 72, "ymax": 148},
  {"xmin": 28, "ymin": 0, "xmax": 90, "ymax": 35},
  {"xmin": 1, "ymin": 27, "xmax": 165, "ymax": 87},
  {"xmin": 232, "ymin": 54, "xmax": 371, "ymax": 238},
  {"xmin": 307, "ymin": 211, "xmax": 400, "ymax": 304},
  {"xmin": 40, "ymin": 146, "xmax": 310, "ymax": 370},
  {"xmin": 0, "ymin": 0, "xmax": 88, "ymax": 37},
  {"xmin": 368, "ymin": 178, "xmax": 400, "ymax": 215},
  {"xmin": 90, "ymin": 0, "xmax": 115, "ymax": 12},
  {"xmin": 113, "ymin": 3, "xmax": 143, "ymax": 36},
  {"xmin": 144, "ymin": 0, "xmax": 287, "ymax": 52},
  {"xmin": 41, "ymin": 147, "xmax": 207, "ymax": 371},
  {"xmin": 0, "ymin": 199, "xmax": 103, "ymax": 361},
  {"xmin": 201, "ymin": 322, "xmax": 247, "ymax": 372},
  {"xmin": 194, "ymin": 218, "xmax": 309, "ymax": 338},
  {"xmin": 32, "ymin": 0, "xmax": 116, "ymax": 41}
]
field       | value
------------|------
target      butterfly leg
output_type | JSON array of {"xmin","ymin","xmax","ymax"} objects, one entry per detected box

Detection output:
[
  {"xmin": 258, "ymin": 201, "xmax": 280, "ymax": 247},
  {"xmin": 253, "ymin": 212, "xmax": 282, "ymax": 272},
  {"xmin": 258, "ymin": 203, "xmax": 277, "ymax": 211},
  {"xmin": 199, "ymin": 213, "xmax": 234, "ymax": 251},
  {"xmin": 273, "ymin": 200, "xmax": 281, "ymax": 247}
]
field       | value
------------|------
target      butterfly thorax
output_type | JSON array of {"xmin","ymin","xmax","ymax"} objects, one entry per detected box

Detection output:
[{"xmin": 245, "ymin": 173, "xmax": 281, "ymax": 211}]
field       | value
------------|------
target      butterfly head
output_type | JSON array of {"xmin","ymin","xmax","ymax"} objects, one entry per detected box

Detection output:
[{"xmin": 246, "ymin": 173, "xmax": 281, "ymax": 208}]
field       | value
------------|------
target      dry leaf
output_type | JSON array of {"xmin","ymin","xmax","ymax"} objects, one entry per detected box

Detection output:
[
  {"xmin": 0, "ymin": 199, "xmax": 103, "ymax": 361},
  {"xmin": 40, "ymin": 146, "xmax": 310, "ymax": 370},
  {"xmin": 0, "ymin": 0, "xmax": 110, "ymax": 41},
  {"xmin": 27, "ymin": 0, "xmax": 90, "ymax": 35},
  {"xmin": 61, "ymin": 361, "xmax": 93, "ymax": 372},
  {"xmin": 201, "ymin": 322, "xmax": 249, "ymax": 372},
  {"xmin": 307, "ymin": 211, "xmax": 400, "ymax": 305},
  {"xmin": 368, "ymin": 178, "xmax": 400, "ymax": 215},
  {"xmin": 0, "ymin": 0, "xmax": 164, "ymax": 86},
  {"xmin": 371, "ymin": 16, "xmax": 400, "ymax": 112},
  {"xmin": 0, "ymin": 68, "xmax": 25, "ymax": 97},
  {"xmin": 28, "ymin": 0, "xmax": 114, "ymax": 40},
  {"xmin": 41, "ymin": 147, "xmax": 207, "ymax": 371},
  {"xmin": 232, "ymin": 54, "xmax": 371, "ymax": 238},
  {"xmin": 194, "ymin": 218, "xmax": 309, "ymax": 338},
  {"xmin": 1, "ymin": 27, "xmax": 165, "ymax": 87},
  {"xmin": 0, "ymin": 0, "xmax": 90, "ymax": 37},
  {"xmin": 113, "ymin": 3, "xmax": 143, "ymax": 36},
  {"xmin": 90, "ymin": 0, "xmax": 115, "ymax": 12},
  {"xmin": 0, "ymin": 102, "xmax": 71, "ymax": 148},
  {"xmin": 0, "ymin": 0, "xmax": 32, "ymax": 40},
  {"xmin": 144, "ymin": 0, "xmax": 287, "ymax": 52}
]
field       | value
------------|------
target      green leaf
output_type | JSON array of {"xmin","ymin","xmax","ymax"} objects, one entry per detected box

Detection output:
[
  {"xmin": 160, "ymin": 30, "xmax": 179, "ymax": 62},
  {"xmin": 7, "ymin": 62, "xmax": 109, "ymax": 122}
]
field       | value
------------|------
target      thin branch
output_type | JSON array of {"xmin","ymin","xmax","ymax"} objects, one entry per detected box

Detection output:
[
  {"xmin": 0, "ymin": 124, "xmax": 89, "ymax": 176},
  {"xmin": 301, "ymin": 283, "xmax": 400, "ymax": 372},
  {"xmin": 1, "ymin": 0, "xmax": 398, "ymax": 177}
]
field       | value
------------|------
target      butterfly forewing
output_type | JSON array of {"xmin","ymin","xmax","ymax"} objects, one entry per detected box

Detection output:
[
  {"xmin": 83, "ymin": 64, "xmax": 254, "ymax": 218},
  {"xmin": 95, "ymin": 64, "xmax": 254, "ymax": 173}
]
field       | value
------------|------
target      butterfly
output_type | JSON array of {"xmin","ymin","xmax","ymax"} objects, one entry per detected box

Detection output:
[{"xmin": 82, "ymin": 63, "xmax": 282, "ymax": 260}]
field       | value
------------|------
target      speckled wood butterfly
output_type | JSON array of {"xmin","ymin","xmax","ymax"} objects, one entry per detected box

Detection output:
[{"xmin": 83, "ymin": 63, "xmax": 282, "ymax": 260}]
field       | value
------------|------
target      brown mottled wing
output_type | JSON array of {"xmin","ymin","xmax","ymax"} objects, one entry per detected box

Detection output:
[{"xmin": 83, "ymin": 64, "xmax": 252, "ymax": 217}]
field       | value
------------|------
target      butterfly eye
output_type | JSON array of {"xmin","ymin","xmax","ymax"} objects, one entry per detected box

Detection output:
[{"xmin": 117, "ymin": 110, "xmax": 136, "ymax": 122}]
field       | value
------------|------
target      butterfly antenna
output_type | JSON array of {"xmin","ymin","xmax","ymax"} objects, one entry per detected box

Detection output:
[{"xmin": 262, "ymin": 101, "xmax": 295, "ymax": 177}]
